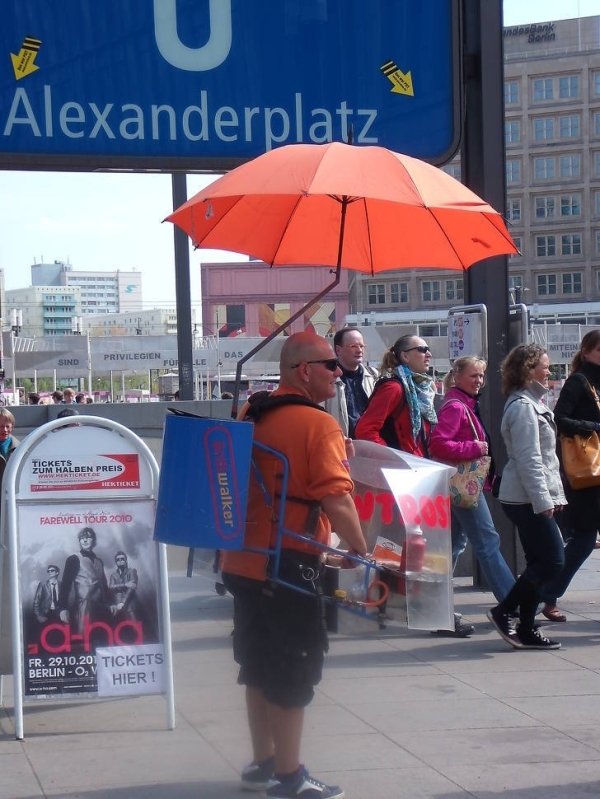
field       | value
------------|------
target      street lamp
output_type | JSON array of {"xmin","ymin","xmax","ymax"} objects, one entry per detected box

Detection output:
[
  {"xmin": 10, "ymin": 308, "xmax": 22, "ymax": 336},
  {"xmin": 9, "ymin": 309, "xmax": 22, "ymax": 404}
]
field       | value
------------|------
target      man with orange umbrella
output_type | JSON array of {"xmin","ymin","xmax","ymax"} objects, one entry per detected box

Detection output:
[{"xmin": 221, "ymin": 331, "xmax": 367, "ymax": 799}]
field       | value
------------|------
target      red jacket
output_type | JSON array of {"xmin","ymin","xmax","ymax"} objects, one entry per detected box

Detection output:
[{"xmin": 354, "ymin": 378, "xmax": 431, "ymax": 457}]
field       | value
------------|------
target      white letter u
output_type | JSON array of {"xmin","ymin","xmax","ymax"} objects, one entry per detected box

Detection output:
[{"xmin": 153, "ymin": 0, "xmax": 232, "ymax": 72}]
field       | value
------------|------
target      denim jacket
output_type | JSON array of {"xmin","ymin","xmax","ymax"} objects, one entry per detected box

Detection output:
[{"xmin": 499, "ymin": 381, "xmax": 567, "ymax": 514}]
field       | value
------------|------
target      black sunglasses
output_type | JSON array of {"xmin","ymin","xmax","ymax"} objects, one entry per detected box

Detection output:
[
  {"xmin": 291, "ymin": 358, "xmax": 339, "ymax": 372},
  {"xmin": 402, "ymin": 345, "xmax": 431, "ymax": 354}
]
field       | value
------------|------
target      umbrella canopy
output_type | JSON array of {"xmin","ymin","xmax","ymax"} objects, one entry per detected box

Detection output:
[{"xmin": 167, "ymin": 141, "xmax": 518, "ymax": 273}]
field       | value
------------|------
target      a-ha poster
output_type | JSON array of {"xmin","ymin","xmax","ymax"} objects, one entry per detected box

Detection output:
[{"xmin": 18, "ymin": 500, "xmax": 163, "ymax": 698}]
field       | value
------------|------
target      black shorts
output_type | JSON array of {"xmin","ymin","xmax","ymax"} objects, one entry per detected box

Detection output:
[{"xmin": 222, "ymin": 553, "xmax": 328, "ymax": 708}]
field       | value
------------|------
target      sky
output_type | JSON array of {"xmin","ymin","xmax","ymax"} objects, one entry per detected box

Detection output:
[{"xmin": 0, "ymin": 0, "xmax": 597, "ymax": 318}]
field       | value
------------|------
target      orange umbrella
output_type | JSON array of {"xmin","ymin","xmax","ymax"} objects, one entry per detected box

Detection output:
[
  {"xmin": 167, "ymin": 141, "xmax": 518, "ymax": 273},
  {"xmin": 167, "ymin": 142, "xmax": 518, "ymax": 414}
]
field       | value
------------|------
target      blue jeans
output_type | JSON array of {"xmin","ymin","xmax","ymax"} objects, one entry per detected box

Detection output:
[
  {"xmin": 497, "ymin": 503, "xmax": 565, "ymax": 630},
  {"xmin": 451, "ymin": 497, "xmax": 515, "ymax": 602}
]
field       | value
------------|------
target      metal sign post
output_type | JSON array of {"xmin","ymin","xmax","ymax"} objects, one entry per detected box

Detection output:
[{"xmin": 0, "ymin": 416, "xmax": 175, "ymax": 740}]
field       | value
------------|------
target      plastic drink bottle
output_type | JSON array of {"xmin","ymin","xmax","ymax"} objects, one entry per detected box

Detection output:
[{"xmin": 400, "ymin": 526, "xmax": 426, "ymax": 572}]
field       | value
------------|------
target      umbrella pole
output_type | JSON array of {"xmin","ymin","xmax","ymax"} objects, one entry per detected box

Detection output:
[
  {"xmin": 231, "ymin": 265, "xmax": 341, "ymax": 417},
  {"xmin": 231, "ymin": 197, "xmax": 348, "ymax": 418}
]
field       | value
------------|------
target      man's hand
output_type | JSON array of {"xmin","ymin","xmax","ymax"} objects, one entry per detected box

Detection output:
[
  {"xmin": 59, "ymin": 610, "xmax": 69, "ymax": 624},
  {"xmin": 322, "ymin": 493, "xmax": 368, "ymax": 556}
]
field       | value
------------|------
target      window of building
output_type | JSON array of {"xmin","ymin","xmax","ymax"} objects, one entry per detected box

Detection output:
[
  {"xmin": 559, "ymin": 114, "xmax": 580, "ymax": 138},
  {"xmin": 536, "ymin": 235, "xmax": 556, "ymax": 257},
  {"xmin": 442, "ymin": 163, "xmax": 461, "ymax": 180},
  {"xmin": 561, "ymin": 234, "xmax": 582, "ymax": 256},
  {"xmin": 505, "ymin": 120, "xmax": 521, "ymax": 144},
  {"xmin": 535, "ymin": 196, "xmax": 555, "ymax": 218},
  {"xmin": 562, "ymin": 272, "xmax": 582, "ymax": 294},
  {"xmin": 367, "ymin": 283, "xmax": 386, "ymax": 304},
  {"xmin": 505, "ymin": 80, "xmax": 520, "ymax": 105},
  {"xmin": 533, "ymin": 117, "xmax": 554, "ymax": 141},
  {"xmin": 507, "ymin": 198, "xmax": 521, "ymax": 222},
  {"xmin": 595, "ymin": 151, "xmax": 600, "ymax": 177},
  {"xmin": 595, "ymin": 192, "xmax": 600, "ymax": 218},
  {"xmin": 560, "ymin": 194, "xmax": 581, "ymax": 217},
  {"xmin": 421, "ymin": 281, "xmax": 441, "ymax": 302},
  {"xmin": 594, "ymin": 112, "xmax": 600, "ymax": 138},
  {"xmin": 534, "ymin": 157, "xmax": 555, "ymax": 180},
  {"xmin": 506, "ymin": 159, "xmax": 521, "ymax": 184},
  {"xmin": 559, "ymin": 154, "xmax": 581, "ymax": 178},
  {"xmin": 390, "ymin": 282, "xmax": 408, "ymax": 304},
  {"xmin": 537, "ymin": 274, "xmax": 557, "ymax": 295},
  {"xmin": 533, "ymin": 78, "xmax": 553, "ymax": 102},
  {"xmin": 594, "ymin": 72, "xmax": 600, "ymax": 96},
  {"xmin": 445, "ymin": 279, "xmax": 464, "ymax": 301},
  {"xmin": 559, "ymin": 75, "xmax": 579, "ymax": 99},
  {"xmin": 510, "ymin": 236, "xmax": 522, "ymax": 255},
  {"xmin": 595, "ymin": 230, "xmax": 600, "ymax": 255}
]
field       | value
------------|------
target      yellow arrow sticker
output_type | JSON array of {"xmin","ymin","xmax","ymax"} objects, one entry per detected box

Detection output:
[
  {"xmin": 380, "ymin": 59, "xmax": 414, "ymax": 97},
  {"xmin": 11, "ymin": 36, "xmax": 42, "ymax": 80}
]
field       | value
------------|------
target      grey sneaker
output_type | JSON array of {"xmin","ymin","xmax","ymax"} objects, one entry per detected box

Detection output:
[
  {"xmin": 487, "ymin": 607, "xmax": 522, "ymax": 649},
  {"xmin": 266, "ymin": 767, "xmax": 344, "ymax": 799},
  {"xmin": 432, "ymin": 613, "xmax": 474, "ymax": 638},
  {"xmin": 241, "ymin": 756, "xmax": 275, "ymax": 791}
]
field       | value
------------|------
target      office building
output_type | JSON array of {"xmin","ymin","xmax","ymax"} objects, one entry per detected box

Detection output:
[
  {"xmin": 83, "ymin": 307, "xmax": 186, "ymax": 337},
  {"xmin": 30, "ymin": 260, "xmax": 143, "ymax": 314},
  {"xmin": 345, "ymin": 15, "xmax": 600, "ymax": 332}
]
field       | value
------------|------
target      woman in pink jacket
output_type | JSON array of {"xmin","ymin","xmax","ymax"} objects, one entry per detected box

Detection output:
[{"xmin": 430, "ymin": 356, "xmax": 515, "ymax": 603}]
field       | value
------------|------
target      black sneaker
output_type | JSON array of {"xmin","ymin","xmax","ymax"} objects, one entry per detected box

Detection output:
[
  {"xmin": 487, "ymin": 607, "xmax": 522, "ymax": 649},
  {"xmin": 241, "ymin": 756, "xmax": 275, "ymax": 791},
  {"xmin": 266, "ymin": 767, "xmax": 344, "ymax": 799},
  {"xmin": 516, "ymin": 627, "xmax": 561, "ymax": 650}
]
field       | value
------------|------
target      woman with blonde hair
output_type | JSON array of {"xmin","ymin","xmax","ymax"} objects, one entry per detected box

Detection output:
[
  {"xmin": 539, "ymin": 329, "xmax": 600, "ymax": 621},
  {"xmin": 487, "ymin": 344, "xmax": 566, "ymax": 650},
  {"xmin": 430, "ymin": 356, "xmax": 515, "ymax": 603}
]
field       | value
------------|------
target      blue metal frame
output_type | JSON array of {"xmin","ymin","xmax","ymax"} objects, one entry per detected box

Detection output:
[{"xmin": 251, "ymin": 441, "xmax": 386, "ymax": 622}]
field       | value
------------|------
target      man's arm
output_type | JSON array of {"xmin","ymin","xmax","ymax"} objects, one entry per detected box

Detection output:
[{"xmin": 321, "ymin": 493, "xmax": 368, "ymax": 555}]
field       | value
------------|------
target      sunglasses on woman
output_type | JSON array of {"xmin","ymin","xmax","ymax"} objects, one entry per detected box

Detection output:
[
  {"xmin": 291, "ymin": 358, "xmax": 339, "ymax": 372},
  {"xmin": 402, "ymin": 345, "xmax": 431, "ymax": 354}
]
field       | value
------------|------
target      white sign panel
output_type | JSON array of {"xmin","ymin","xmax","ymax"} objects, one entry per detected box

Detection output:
[
  {"xmin": 96, "ymin": 643, "xmax": 165, "ymax": 697},
  {"xmin": 448, "ymin": 312, "xmax": 483, "ymax": 360},
  {"xmin": 18, "ymin": 424, "xmax": 154, "ymax": 500}
]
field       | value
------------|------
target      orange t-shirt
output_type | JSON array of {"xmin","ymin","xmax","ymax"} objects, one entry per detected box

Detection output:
[{"xmin": 221, "ymin": 388, "xmax": 353, "ymax": 581}]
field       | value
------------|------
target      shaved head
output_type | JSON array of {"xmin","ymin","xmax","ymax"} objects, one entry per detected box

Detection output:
[
  {"xmin": 279, "ymin": 332, "xmax": 340, "ymax": 403},
  {"xmin": 281, "ymin": 332, "xmax": 330, "ymax": 370}
]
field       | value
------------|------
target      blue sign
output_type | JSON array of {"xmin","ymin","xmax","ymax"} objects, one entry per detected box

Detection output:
[{"xmin": 0, "ymin": 0, "xmax": 461, "ymax": 170}]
